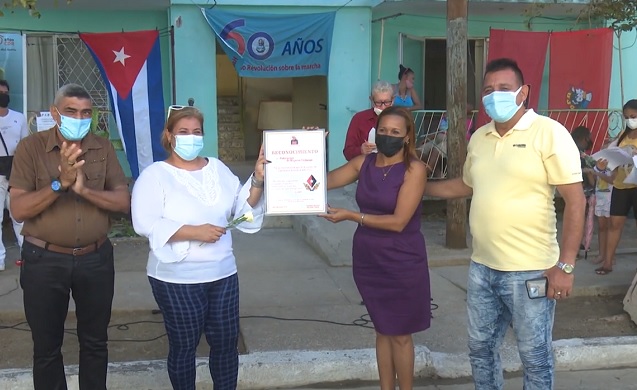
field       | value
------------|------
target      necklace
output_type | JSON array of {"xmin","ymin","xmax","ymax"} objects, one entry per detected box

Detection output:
[{"xmin": 381, "ymin": 164, "xmax": 395, "ymax": 181}]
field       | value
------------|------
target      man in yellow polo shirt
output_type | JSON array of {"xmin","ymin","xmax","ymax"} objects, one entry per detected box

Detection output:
[{"xmin": 426, "ymin": 58, "xmax": 585, "ymax": 390}]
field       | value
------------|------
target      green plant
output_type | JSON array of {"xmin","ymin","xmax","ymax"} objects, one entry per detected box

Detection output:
[
  {"xmin": 109, "ymin": 217, "xmax": 139, "ymax": 238},
  {"xmin": 578, "ymin": 0, "xmax": 637, "ymax": 32},
  {"xmin": 0, "ymin": 0, "xmax": 72, "ymax": 18}
]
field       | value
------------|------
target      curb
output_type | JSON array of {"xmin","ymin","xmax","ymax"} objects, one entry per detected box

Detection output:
[{"xmin": 3, "ymin": 337, "xmax": 637, "ymax": 390}]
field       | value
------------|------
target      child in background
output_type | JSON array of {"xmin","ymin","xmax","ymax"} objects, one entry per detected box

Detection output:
[{"xmin": 589, "ymin": 138, "xmax": 617, "ymax": 265}]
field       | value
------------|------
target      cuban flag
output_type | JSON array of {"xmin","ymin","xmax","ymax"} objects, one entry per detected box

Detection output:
[{"xmin": 79, "ymin": 30, "xmax": 166, "ymax": 178}]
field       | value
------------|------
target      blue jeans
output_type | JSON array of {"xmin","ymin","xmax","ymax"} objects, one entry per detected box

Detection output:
[{"xmin": 467, "ymin": 261, "xmax": 555, "ymax": 390}]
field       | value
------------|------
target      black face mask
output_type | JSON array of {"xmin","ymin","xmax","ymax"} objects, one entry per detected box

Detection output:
[
  {"xmin": 376, "ymin": 134, "xmax": 405, "ymax": 157},
  {"xmin": 0, "ymin": 94, "xmax": 9, "ymax": 108}
]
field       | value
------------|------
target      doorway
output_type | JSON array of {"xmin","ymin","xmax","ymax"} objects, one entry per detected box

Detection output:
[
  {"xmin": 215, "ymin": 41, "xmax": 328, "ymax": 164},
  {"xmin": 399, "ymin": 35, "xmax": 486, "ymax": 110}
]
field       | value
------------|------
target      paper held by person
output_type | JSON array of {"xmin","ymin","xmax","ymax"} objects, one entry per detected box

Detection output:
[
  {"xmin": 263, "ymin": 129, "xmax": 327, "ymax": 215},
  {"xmin": 592, "ymin": 145, "xmax": 637, "ymax": 171},
  {"xmin": 367, "ymin": 128, "xmax": 378, "ymax": 153},
  {"xmin": 623, "ymin": 156, "xmax": 637, "ymax": 185}
]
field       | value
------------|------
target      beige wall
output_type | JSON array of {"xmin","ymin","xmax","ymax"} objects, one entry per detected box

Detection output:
[
  {"xmin": 241, "ymin": 78, "xmax": 294, "ymax": 159},
  {"xmin": 216, "ymin": 55, "xmax": 239, "ymax": 97},
  {"xmin": 292, "ymin": 76, "xmax": 328, "ymax": 130},
  {"xmin": 238, "ymin": 76, "xmax": 329, "ymax": 160}
]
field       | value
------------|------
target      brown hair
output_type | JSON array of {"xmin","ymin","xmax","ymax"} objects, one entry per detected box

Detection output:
[
  {"xmin": 376, "ymin": 106, "xmax": 417, "ymax": 168},
  {"xmin": 160, "ymin": 106, "xmax": 205, "ymax": 152}
]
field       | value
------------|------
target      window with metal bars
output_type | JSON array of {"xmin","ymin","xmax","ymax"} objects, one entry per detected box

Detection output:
[{"xmin": 26, "ymin": 34, "xmax": 111, "ymax": 136}]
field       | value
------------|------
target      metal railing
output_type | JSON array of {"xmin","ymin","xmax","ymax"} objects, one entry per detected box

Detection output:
[
  {"xmin": 413, "ymin": 110, "xmax": 478, "ymax": 180},
  {"xmin": 412, "ymin": 109, "xmax": 622, "ymax": 180}
]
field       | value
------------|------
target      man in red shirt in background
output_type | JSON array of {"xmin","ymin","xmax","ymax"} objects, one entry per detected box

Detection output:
[{"xmin": 343, "ymin": 80, "xmax": 395, "ymax": 161}]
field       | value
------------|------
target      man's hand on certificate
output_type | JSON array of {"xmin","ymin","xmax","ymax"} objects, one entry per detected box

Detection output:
[{"xmin": 318, "ymin": 206, "xmax": 354, "ymax": 224}]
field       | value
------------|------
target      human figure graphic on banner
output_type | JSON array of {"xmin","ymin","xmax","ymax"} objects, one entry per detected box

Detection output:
[
  {"xmin": 425, "ymin": 58, "xmax": 585, "ymax": 390},
  {"xmin": 9, "ymin": 84, "xmax": 130, "ymax": 390},
  {"xmin": 0, "ymin": 79, "xmax": 28, "ymax": 271}
]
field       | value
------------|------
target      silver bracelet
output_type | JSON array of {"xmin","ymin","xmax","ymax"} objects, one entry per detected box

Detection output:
[{"xmin": 251, "ymin": 174, "xmax": 264, "ymax": 188}]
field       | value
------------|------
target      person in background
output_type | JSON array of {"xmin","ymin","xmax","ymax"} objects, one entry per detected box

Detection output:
[
  {"xmin": 418, "ymin": 103, "xmax": 474, "ymax": 178},
  {"xmin": 392, "ymin": 65, "xmax": 423, "ymax": 111},
  {"xmin": 343, "ymin": 80, "xmax": 394, "ymax": 161},
  {"xmin": 320, "ymin": 106, "xmax": 430, "ymax": 390},
  {"xmin": 132, "ymin": 105, "xmax": 267, "ymax": 390},
  {"xmin": 0, "ymin": 79, "xmax": 28, "ymax": 271},
  {"xmin": 593, "ymin": 99, "xmax": 637, "ymax": 275},
  {"xmin": 10, "ymin": 83, "xmax": 130, "ymax": 390},
  {"xmin": 571, "ymin": 126, "xmax": 596, "ymax": 258},
  {"xmin": 571, "ymin": 126, "xmax": 596, "ymax": 193},
  {"xmin": 589, "ymin": 139, "xmax": 615, "ymax": 265},
  {"xmin": 425, "ymin": 58, "xmax": 584, "ymax": 390}
]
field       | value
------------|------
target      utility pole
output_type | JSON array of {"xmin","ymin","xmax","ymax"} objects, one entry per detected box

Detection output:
[{"xmin": 445, "ymin": 0, "xmax": 468, "ymax": 249}]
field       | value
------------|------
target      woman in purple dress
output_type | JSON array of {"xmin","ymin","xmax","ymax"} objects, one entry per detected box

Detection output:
[{"xmin": 319, "ymin": 106, "xmax": 430, "ymax": 390}]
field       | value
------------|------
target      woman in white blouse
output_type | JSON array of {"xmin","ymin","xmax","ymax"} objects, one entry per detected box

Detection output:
[{"xmin": 131, "ymin": 106, "xmax": 266, "ymax": 390}]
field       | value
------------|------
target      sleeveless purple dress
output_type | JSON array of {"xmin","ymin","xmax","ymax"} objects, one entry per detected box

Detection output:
[{"xmin": 353, "ymin": 154, "xmax": 431, "ymax": 335}]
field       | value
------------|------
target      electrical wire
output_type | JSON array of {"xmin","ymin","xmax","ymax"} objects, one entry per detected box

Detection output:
[{"xmin": 0, "ymin": 302, "xmax": 439, "ymax": 343}]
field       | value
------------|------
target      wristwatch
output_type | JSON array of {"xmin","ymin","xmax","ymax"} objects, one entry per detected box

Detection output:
[
  {"xmin": 556, "ymin": 261, "xmax": 575, "ymax": 274},
  {"xmin": 51, "ymin": 178, "xmax": 66, "ymax": 193}
]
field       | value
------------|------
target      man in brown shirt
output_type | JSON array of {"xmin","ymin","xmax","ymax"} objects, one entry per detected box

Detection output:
[{"xmin": 9, "ymin": 84, "xmax": 130, "ymax": 390}]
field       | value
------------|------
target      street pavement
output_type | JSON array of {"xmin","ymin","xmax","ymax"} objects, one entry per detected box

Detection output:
[
  {"xmin": 0, "ymin": 183, "xmax": 636, "ymax": 389},
  {"xmin": 289, "ymin": 368, "xmax": 637, "ymax": 390}
]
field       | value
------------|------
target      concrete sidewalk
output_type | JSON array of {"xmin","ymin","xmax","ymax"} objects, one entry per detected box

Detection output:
[{"xmin": 0, "ymin": 192, "xmax": 636, "ymax": 389}]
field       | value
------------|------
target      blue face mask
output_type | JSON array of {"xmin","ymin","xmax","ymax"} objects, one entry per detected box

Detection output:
[
  {"xmin": 482, "ymin": 87, "xmax": 523, "ymax": 123},
  {"xmin": 173, "ymin": 134, "xmax": 204, "ymax": 161},
  {"xmin": 56, "ymin": 108, "xmax": 92, "ymax": 141}
]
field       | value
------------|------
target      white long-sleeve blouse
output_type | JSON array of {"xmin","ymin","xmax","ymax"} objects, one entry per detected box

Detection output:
[{"xmin": 131, "ymin": 158, "xmax": 264, "ymax": 284}]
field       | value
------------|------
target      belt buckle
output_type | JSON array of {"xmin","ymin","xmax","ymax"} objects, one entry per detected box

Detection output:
[{"xmin": 72, "ymin": 247, "xmax": 83, "ymax": 256}]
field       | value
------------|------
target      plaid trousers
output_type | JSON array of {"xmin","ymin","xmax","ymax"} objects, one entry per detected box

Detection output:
[{"xmin": 149, "ymin": 273, "xmax": 240, "ymax": 390}]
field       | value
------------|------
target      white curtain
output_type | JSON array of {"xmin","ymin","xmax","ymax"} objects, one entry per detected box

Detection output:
[{"xmin": 26, "ymin": 35, "xmax": 57, "ymax": 126}]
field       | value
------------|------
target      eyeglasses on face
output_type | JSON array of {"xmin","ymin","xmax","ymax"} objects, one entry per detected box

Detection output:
[{"xmin": 373, "ymin": 100, "xmax": 393, "ymax": 108}]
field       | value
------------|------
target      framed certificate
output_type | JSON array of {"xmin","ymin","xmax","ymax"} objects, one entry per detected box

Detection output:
[{"xmin": 263, "ymin": 129, "xmax": 327, "ymax": 215}]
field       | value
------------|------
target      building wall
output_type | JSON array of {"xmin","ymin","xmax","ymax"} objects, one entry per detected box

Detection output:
[
  {"xmin": 169, "ymin": 2, "xmax": 373, "ymax": 169},
  {"xmin": 1, "ymin": 9, "xmax": 171, "ymax": 110},
  {"xmin": 371, "ymin": 13, "xmax": 579, "ymax": 111},
  {"xmin": 1, "ymin": 8, "xmax": 171, "ymax": 176},
  {"xmin": 610, "ymin": 30, "xmax": 637, "ymax": 113}
]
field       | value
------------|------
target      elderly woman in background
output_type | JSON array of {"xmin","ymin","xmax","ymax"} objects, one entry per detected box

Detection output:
[
  {"xmin": 131, "ymin": 105, "xmax": 267, "ymax": 390},
  {"xmin": 343, "ymin": 80, "xmax": 395, "ymax": 161}
]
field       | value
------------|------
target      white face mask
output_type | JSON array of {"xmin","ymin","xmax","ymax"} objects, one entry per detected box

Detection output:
[
  {"xmin": 627, "ymin": 118, "xmax": 637, "ymax": 130},
  {"xmin": 373, "ymin": 107, "xmax": 383, "ymax": 116}
]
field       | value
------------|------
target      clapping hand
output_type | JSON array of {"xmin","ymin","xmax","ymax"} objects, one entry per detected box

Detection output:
[
  {"xmin": 58, "ymin": 142, "xmax": 85, "ymax": 188},
  {"xmin": 72, "ymin": 167, "xmax": 86, "ymax": 195}
]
